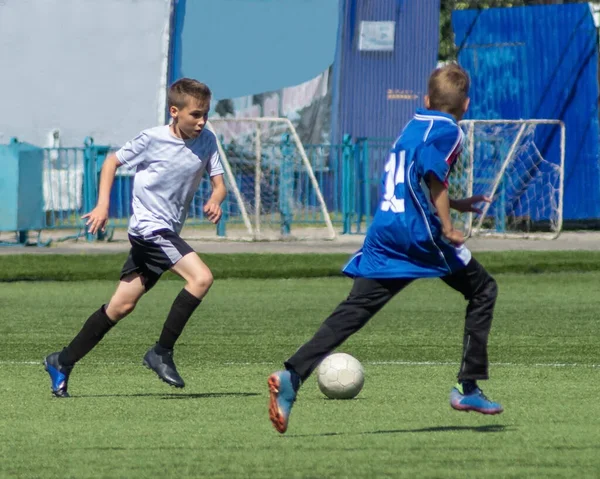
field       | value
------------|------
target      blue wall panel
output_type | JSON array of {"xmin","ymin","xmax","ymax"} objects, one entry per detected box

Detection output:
[
  {"xmin": 453, "ymin": 3, "xmax": 600, "ymax": 221},
  {"xmin": 331, "ymin": 0, "xmax": 441, "ymax": 145}
]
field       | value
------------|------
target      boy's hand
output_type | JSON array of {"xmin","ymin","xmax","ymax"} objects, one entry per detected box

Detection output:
[
  {"xmin": 204, "ymin": 201, "xmax": 222, "ymax": 224},
  {"xmin": 451, "ymin": 195, "xmax": 491, "ymax": 214},
  {"xmin": 443, "ymin": 228, "xmax": 465, "ymax": 246},
  {"xmin": 82, "ymin": 205, "xmax": 109, "ymax": 234}
]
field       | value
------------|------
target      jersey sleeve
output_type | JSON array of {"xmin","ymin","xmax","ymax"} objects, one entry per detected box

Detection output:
[
  {"xmin": 206, "ymin": 141, "xmax": 224, "ymax": 177},
  {"xmin": 115, "ymin": 131, "xmax": 149, "ymax": 168},
  {"xmin": 418, "ymin": 123, "xmax": 462, "ymax": 186}
]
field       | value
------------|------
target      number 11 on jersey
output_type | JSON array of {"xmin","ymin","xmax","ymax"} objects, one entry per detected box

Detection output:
[{"xmin": 381, "ymin": 150, "xmax": 406, "ymax": 213}]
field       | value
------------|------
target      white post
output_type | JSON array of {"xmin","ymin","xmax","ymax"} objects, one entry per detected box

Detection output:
[
  {"xmin": 206, "ymin": 121, "xmax": 253, "ymax": 236},
  {"xmin": 207, "ymin": 117, "xmax": 337, "ymax": 240},
  {"xmin": 474, "ymin": 123, "xmax": 528, "ymax": 234},
  {"xmin": 254, "ymin": 123, "xmax": 262, "ymax": 240},
  {"xmin": 466, "ymin": 121, "xmax": 475, "ymax": 237},
  {"xmin": 556, "ymin": 121, "xmax": 566, "ymax": 238},
  {"xmin": 283, "ymin": 118, "xmax": 336, "ymax": 240}
]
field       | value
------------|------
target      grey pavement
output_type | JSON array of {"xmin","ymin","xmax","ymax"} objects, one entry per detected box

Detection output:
[{"xmin": 0, "ymin": 230, "xmax": 599, "ymax": 255}]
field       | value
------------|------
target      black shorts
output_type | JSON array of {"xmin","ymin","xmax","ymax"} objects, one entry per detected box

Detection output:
[{"xmin": 120, "ymin": 229, "xmax": 194, "ymax": 291}]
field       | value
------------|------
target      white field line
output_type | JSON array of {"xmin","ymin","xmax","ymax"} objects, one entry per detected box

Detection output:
[{"xmin": 2, "ymin": 360, "xmax": 599, "ymax": 369}]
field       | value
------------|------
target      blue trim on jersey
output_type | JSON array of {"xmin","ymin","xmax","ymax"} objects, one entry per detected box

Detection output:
[
  {"xmin": 406, "ymin": 161, "xmax": 450, "ymax": 272},
  {"xmin": 413, "ymin": 110, "xmax": 456, "ymax": 123}
]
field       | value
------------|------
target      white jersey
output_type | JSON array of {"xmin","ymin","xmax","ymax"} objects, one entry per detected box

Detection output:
[{"xmin": 115, "ymin": 125, "xmax": 224, "ymax": 237}]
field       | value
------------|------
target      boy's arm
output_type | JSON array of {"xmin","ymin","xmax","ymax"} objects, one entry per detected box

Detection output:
[
  {"xmin": 203, "ymin": 174, "xmax": 227, "ymax": 224},
  {"xmin": 449, "ymin": 195, "xmax": 490, "ymax": 214},
  {"xmin": 82, "ymin": 153, "xmax": 122, "ymax": 234},
  {"xmin": 428, "ymin": 174, "xmax": 464, "ymax": 246},
  {"xmin": 419, "ymin": 123, "xmax": 487, "ymax": 225}
]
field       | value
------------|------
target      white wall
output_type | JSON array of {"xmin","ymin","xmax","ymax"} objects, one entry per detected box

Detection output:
[{"xmin": 0, "ymin": 0, "xmax": 171, "ymax": 147}]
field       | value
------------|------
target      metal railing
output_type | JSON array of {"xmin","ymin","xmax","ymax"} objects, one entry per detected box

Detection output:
[{"xmin": 1, "ymin": 134, "xmax": 394, "ymax": 245}]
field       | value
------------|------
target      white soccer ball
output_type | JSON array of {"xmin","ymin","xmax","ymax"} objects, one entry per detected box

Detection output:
[{"xmin": 317, "ymin": 352, "xmax": 365, "ymax": 399}]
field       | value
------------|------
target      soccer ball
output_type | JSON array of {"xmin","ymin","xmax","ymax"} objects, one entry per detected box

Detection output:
[{"xmin": 317, "ymin": 352, "xmax": 365, "ymax": 399}]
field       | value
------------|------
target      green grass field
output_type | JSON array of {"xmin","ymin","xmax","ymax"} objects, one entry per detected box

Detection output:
[{"xmin": 1, "ymin": 255, "xmax": 600, "ymax": 478}]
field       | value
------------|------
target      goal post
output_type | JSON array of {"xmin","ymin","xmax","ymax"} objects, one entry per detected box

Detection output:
[
  {"xmin": 453, "ymin": 119, "xmax": 565, "ymax": 239},
  {"xmin": 208, "ymin": 123, "xmax": 253, "ymax": 236},
  {"xmin": 206, "ymin": 117, "xmax": 337, "ymax": 241}
]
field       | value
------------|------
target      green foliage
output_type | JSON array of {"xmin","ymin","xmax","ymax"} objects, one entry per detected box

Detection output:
[{"xmin": 214, "ymin": 99, "xmax": 234, "ymax": 117}]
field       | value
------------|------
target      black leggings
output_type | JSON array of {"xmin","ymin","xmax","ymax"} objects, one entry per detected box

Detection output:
[{"xmin": 285, "ymin": 258, "xmax": 498, "ymax": 382}]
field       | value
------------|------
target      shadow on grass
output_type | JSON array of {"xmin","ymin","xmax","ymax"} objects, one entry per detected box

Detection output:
[
  {"xmin": 73, "ymin": 392, "xmax": 260, "ymax": 400},
  {"xmin": 79, "ymin": 446, "xmax": 200, "ymax": 451},
  {"xmin": 287, "ymin": 424, "xmax": 511, "ymax": 438}
]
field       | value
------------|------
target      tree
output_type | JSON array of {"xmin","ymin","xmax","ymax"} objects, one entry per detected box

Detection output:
[{"xmin": 215, "ymin": 99, "xmax": 234, "ymax": 117}]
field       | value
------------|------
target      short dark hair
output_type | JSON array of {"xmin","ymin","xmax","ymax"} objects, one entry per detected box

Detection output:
[
  {"xmin": 427, "ymin": 63, "xmax": 470, "ymax": 118},
  {"xmin": 168, "ymin": 78, "xmax": 211, "ymax": 109}
]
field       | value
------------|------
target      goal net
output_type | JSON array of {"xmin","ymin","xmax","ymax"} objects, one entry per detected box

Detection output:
[
  {"xmin": 205, "ymin": 117, "xmax": 336, "ymax": 241},
  {"xmin": 451, "ymin": 120, "xmax": 565, "ymax": 239}
]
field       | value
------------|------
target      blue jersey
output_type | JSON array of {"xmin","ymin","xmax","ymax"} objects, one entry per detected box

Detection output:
[{"xmin": 343, "ymin": 108, "xmax": 472, "ymax": 279}]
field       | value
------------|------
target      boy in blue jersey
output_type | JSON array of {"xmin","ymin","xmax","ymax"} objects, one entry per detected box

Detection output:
[{"xmin": 268, "ymin": 63, "xmax": 503, "ymax": 434}]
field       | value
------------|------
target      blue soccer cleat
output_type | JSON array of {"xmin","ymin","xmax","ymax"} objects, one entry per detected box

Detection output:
[
  {"xmin": 450, "ymin": 383, "xmax": 503, "ymax": 415},
  {"xmin": 44, "ymin": 352, "xmax": 73, "ymax": 398},
  {"xmin": 268, "ymin": 370, "xmax": 297, "ymax": 433}
]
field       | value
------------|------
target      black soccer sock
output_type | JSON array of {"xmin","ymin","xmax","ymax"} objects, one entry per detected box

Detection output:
[
  {"xmin": 460, "ymin": 380, "xmax": 478, "ymax": 395},
  {"xmin": 158, "ymin": 288, "xmax": 201, "ymax": 350},
  {"xmin": 58, "ymin": 305, "xmax": 116, "ymax": 367},
  {"xmin": 285, "ymin": 367, "xmax": 302, "ymax": 392}
]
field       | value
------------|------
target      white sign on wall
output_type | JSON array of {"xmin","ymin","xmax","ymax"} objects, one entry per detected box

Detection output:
[{"xmin": 358, "ymin": 21, "xmax": 395, "ymax": 51}]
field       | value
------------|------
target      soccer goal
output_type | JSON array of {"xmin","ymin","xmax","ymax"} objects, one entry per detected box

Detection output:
[
  {"xmin": 452, "ymin": 119, "xmax": 565, "ymax": 239},
  {"xmin": 206, "ymin": 117, "xmax": 336, "ymax": 241}
]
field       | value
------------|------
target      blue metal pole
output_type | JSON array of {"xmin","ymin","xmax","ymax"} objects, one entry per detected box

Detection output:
[
  {"xmin": 83, "ymin": 137, "xmax": 97, "ymax": 242},
  {"xmin": 362, "ymin": 139, "xmax": 371, "ymax": 231},
  {"xmin": 355, "ymin": 139, "xmax": 364, "ymax": 233},
  {"xmin": 279, "ymin": 133, "xmax": 294, "ymax": 236},
  {"xmin": 497, "ymin": 178, "xmax": 506, "ymax": 234},
  {"xmin": 94, "ymin": 144, "xmax": 111, "ymax": 241},
  {"xmin": 216, "ymin": 195, "xmax": 228, "ymax": 237},
  {"xmin": 341, "ymin": 134, "xmax": 353, "ymax": 234}
]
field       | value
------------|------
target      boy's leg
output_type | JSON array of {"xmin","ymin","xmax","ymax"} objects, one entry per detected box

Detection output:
[
  {"xmin": 161, "ymin": 251, "xmax": 213, "ymax": 348},
  {"xmin": 269, "ymin": 276, "xmax": 411, "ymax": 433},
  {"xmin": 143, "ymin": 235, "xmax": 213, "ymax": 388},
  {"xmin": 441, "ymin": 258, "xmax": 502, "ymax": 414},
  {"xmin": 62, "ymin": 273, "xmax": 147, "ymax": 364},
  {"xmin": 285, "ymin": 277, "xmax": 410, "ymax": 380},
  {"xmin": 441, "ymin": 258, "xmax": 497, "ymax": 382},
  {"xmin": 44, "ymin": 273, "xmax": 146, "ymax": 398}
]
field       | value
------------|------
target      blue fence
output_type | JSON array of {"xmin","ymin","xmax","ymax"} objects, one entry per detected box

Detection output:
[
  {"xmin": 1, "ymin": 127, "xmax": 573, "ymax": 245},
  {"xmin": 332, "ymin": 0, "xmax": 440, "ymax": 145},
  {"xmin": 0, "ymin": 137, "xmax": 113, "ymax": 245},
  {"xmin": 1, "ymin": 136, "xmax": 387, "ymax": 244}
]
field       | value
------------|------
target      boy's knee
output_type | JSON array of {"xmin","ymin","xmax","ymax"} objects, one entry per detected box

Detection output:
[
  {"xmin": 107, "ymin": 300, "xmax": 137, "ymax": 321},
  {"xmin": 480, "ymin": 276, "xmax": 498, "ymax": 303},
  {"xmin": 187, "ymin": 270, "xmax": 214, "ymax": 295}
]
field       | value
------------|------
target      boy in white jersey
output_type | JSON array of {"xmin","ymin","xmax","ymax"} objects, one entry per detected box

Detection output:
[{"xmin": 43, "ymin": 79, "xmax": 226, "ymax": 397}]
